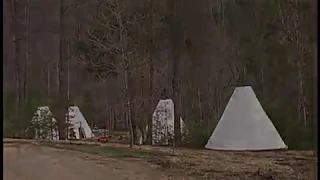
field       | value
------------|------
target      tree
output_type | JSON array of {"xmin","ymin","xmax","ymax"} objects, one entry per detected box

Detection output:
[{"xmin": 76, "ymin": 0, "xmax": 147, "ymax": 147}]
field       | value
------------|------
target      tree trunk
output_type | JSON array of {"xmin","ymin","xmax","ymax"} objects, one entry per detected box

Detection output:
[
  {"xmin": 7, "ymin": 0, "xmax": 22, "ymax": 109},
  {"xmin": 147, "ymin": 0, "xmax": 155, "ymax": 145},
  {"xmin": 124, "ymin": 62, "xmax": 134, "ymax": 148},
  {"xmin": 23, "ymin": 0, "xmax": 30, "ymax": 105},
  {"xmin": 197, "ymin": 89, "xmax": 203, "ymax": 122},
  {"xmin": 313, "ymin": 43, "xmax": 317, "ymax": 156},
  {"xmin": 57, "ymin": 0, "xmax": 67, "ymax": 140},
  {"xmin": 47, "ymin": 63, "xmax": 51, "ymax": 98},
  {"xmin": 128, "ymin": 74, "xmax": 137, "ymax": 144},
  {"xmin": 296, "ymin": 62, "xmax": 307, "ymax": 126},
  {"xmin": 169, "ymin": 0, "xmax": 182, "ymax": 145},
  {"xmin": 14, "ymin": 35, "xmax": 22, "ymax": 109}
]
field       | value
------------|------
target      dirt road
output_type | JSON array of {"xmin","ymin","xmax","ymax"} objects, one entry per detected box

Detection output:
[{"xmin": 4, "ymin": 143, "xmax": 189, "ymax": 180}]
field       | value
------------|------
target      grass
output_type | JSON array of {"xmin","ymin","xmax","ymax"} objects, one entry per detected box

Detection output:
[{"xmin": 39, "ymin": 141, "xmax": 173, "ymax": 159}]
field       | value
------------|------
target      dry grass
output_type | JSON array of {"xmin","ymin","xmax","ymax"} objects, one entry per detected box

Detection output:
[
  {"xmin": 4, "ymin": 139, "xmax": 317, "ymax": 180},
  {"xmin": 162, "ymin": 150, "xmax": 316, "ymax": 179},
  {"xmin": 101, "ymin": 143, "xmax": 317, "ymax": 180}
]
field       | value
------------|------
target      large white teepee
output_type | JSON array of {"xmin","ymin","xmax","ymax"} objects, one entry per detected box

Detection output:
[
  {"xmin": 205, "ymin": 86, "xmax": 287, "ymax": 151},
  {"xmin": 147, "ymin": 99, "xmax": 187, "ymax": 145}
]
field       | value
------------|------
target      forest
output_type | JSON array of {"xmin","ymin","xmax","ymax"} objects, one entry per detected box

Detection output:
[{"xmin": 3, "ymin": 0, "xmax": 317, "ymax": 150}]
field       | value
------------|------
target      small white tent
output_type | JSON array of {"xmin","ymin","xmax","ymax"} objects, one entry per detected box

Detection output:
[
  {"xmin": 205, "ymin": 86, "xmax": 287, "ymax": 151},
  {"xmin": 68, "ymin": 106, "xmax": 94, "ymax": 139},
  {"xmin": 31, "ymin": 106, "xmax": 59, "ymax": 140},
  {"xmin": 148, "ymin": 99, "xmax": 187, "ymax": 145},
  {"xmin": 31, "ymin": 106, "xmax": 94, "ymax": 140}
]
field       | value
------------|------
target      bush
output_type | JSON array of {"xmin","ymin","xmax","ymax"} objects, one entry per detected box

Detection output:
[
  {"xmin": 264, "ymin": 102, "xmax": 315, "ymax": 150},
  {"xmin": 4, "ymin": 93, "xmax": 46, "ymax": 138},
  {"xmin": 181, "ymin": 122, "xmax": 213, "ymax": 149}
]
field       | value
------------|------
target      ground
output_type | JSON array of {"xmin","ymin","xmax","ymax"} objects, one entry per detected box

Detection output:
[
  {"xmin": 3, "ymin": 140, "xmax": 317, "ymax": 180},
  {"xmin": 4, "ymin": 143, "xmax": 191, "ymax": 180}
]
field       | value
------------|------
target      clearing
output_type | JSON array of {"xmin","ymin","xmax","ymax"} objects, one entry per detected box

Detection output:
[{"xmin": 3, "ymin": 140, "xmax": 317, "ymax": 180}]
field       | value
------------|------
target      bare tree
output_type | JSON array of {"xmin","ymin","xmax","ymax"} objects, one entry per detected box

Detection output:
[{"xmin": 76, "ymin": 0, "xmax": 147, "ymax": 147}]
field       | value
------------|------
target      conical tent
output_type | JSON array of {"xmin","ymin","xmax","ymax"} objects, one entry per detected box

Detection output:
[
  {"xmin": 68, "ymin": 106, "xmax": 94, "ymax": 139},
  {"xmin": 147, "ymin": 99, "xmax": 187, "ymax": 145},
  {"xmin": 31, "ymin": 106, "xmax": 59, "ymax": 140},
  {"xmin": 205, "ymin": 86, "xmax": 287, "ymax": 151},
  {"xmin": 31, "ymin": 106, "xmax": 94, "ymax": 140}
]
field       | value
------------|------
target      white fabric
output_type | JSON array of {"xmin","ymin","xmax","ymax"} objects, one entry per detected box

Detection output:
[
  {"xmin": 32, "ymin": 106, "xmax": 59, "ymax": 140},
  {"xmin": 205, "ymin": 86, "xmax": 287, "ymax": 151},
  {"xmin": 149, "ymin": 99, "xmax": 186, "ymax": 145},
  {"xmin": 68, "ymin": 106, "xmax": 94, "ymax": 139},
  {"xmin": 33, "ymin": 106, "xmax": 94, "ymax": 140}
]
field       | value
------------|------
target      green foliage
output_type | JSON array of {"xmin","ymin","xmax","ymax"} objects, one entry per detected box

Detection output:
[
  {"xmin": 181, "ymin": 121, "xmax": 212, "ymax": 149},
  {"xmin": 264, "ymin": 102, "xmax": 315, "ymax": 150},
  {"xmin": 4, "ymin": 93, "xmax": 46, "ymax": 138}
]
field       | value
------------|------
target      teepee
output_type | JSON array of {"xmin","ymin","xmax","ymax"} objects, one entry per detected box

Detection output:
[
  {"xmin": 31, "ymin": 106, "xmax": 94, "ymax": 140},
  {"xmin": 30, "ymin": 106, "xmax": 59, "ymax": 140},
  {"xmin": 67, "ymin": 106, "xmax": 94, "ymax": 139},
  {"xmin": 205, "ymin": 86, "xmax": 287, "ymax": 151},
  {"xmin": 147, "ymin": 99, "xmax": 187, "ymax": 145}
]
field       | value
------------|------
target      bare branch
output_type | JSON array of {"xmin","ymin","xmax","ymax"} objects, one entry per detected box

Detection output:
[{"xmin": 63, "ymin": 1, "xmax": 86, "ymax": 14}]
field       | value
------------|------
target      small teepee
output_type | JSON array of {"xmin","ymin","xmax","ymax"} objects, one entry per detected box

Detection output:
[
  {"xmin": 205, "ymin": 86, "xmax": 287, "ymax": 151},
  {"xmin": 147, "ymin": 99, "xmax": 187, "ymax": 145},
  {"xmin": 68, "ymin": 106, "xmax": 94, "ymax": 139},
  {"xmin": 31, "ymin": 106, "xmax": 94, "ymax": 140}
]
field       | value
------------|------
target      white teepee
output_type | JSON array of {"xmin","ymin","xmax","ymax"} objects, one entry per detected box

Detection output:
[
  {"xmin": 31, "ymin": 106, "xmax": 94, "ymax": 140},
  {"xmin": 68, "ymin": 106, "xmax": 94, "ymax": 139},
  {"xmin": 31, "ymin": 106, "xmax": 59, "ymax": 140},
  {"xmin": 147, "ymin": 99, "xmax": 187, "ymax": 145},
  {"xmin": 205, "ymin": 86, "xmax": 287, "ymax": 151}
]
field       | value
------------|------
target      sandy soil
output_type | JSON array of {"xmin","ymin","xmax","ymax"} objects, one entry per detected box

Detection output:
[{"xmin": 3, "ymin": 143, "xmax": 191, "ymax": 180}]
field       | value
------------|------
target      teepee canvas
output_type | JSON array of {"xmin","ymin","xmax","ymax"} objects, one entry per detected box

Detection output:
[
  {"xmin": 30, "ymin": 106, "xmax": 59, "ymax": 140},
  {"xmin": 30, "ymin": 106, "xmax": 94, "ymax": 140},
  {"xmin": 205, "ymin": 86, "xmax": 287, "ymax": 151},
  {"xmin": 147, "ymin": 99, "xmax": 187, "ymax": 145},
  {"xmin": 67, "ymin": 106, "xmax": 94, "ymax": 139}
]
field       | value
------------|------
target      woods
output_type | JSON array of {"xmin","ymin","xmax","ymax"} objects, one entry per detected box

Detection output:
[{"xmin": 3, "ymin": 0, "xmax": 317, "ymax": 150}]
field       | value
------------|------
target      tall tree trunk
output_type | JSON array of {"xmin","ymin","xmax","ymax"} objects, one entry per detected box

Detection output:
[
  {"xmin": 7, "ymin": 0, "xmax": 22, "ymax": 109},
  {"xmin": 124, "ymin": 62, "xmax": 134, "ymax": 148},
  {"xmin": 313, "ymin": 43, "xmax": 317, "ymax": 156},
  {"xmin": 47, "ymin": 63, "xmax": 51, "ymax": 98},
  {"xmin": 14, "ymin": 36, "xmax": 22, "ymax": 109},
  {"xmin": 57, "ymin": 0, "xmax": 67, "ymax": 140},
  {"xmin": 169, "ymin": 0, "xmax": 182, "ymax": 145},
  {"xmin": 197, "ymin": 89, "xmax": 203, "ymax": 123},
  {"xmin": 23, "ymin": 0, "xmax": 29, "ymax": 105},
  {"xmin": 128, "ymin": 73, "xmax": 137, "ymax": 144},
  {"xmin": 297, "ymin": 62, "xmax": 307, "ymax": 126},
  {"xmin": 147, "ymin": 0, "xmax": 154, "ymax": 145}
]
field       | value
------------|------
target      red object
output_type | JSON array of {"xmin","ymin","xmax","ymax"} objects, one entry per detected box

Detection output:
[{"xmin": 97, "ymin": 135, "xmax": 109, "ymax": 143}]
